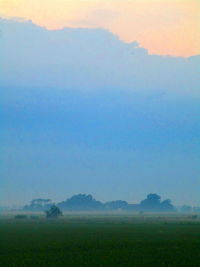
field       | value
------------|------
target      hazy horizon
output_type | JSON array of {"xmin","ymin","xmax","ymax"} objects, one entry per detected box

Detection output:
[{"xmin": 1, "ymin": 17, "xmax": 200, "ymax": 207}]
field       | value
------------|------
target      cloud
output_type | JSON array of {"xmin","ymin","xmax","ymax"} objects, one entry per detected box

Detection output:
[
  {"xmin": 1, "ymin": 0, "xmax": 199, "ymax": 56},
  {"xmin": 1, "ymin": 18, "xmax": 199, "ymax": 98}
]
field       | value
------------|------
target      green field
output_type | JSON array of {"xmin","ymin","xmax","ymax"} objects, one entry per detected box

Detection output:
[{"xmin": 1, "ymin": 214, "xmax": 200, "ymax": 267}]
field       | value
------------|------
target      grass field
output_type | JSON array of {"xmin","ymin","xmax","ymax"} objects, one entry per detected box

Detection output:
[{"xmin": 1, "ymin": 214, "xmax": 200, "ymax": 267}]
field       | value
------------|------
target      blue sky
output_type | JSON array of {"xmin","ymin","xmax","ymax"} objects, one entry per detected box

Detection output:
[{"xmin": 1, "ymin": 18, "xmax": 200, "ymax": 206}]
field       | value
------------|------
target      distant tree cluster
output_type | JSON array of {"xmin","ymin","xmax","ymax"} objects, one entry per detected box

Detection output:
[
  {"xmin": 24, "ymin": 193, "xmax": 176, "ymax": 212},
  {"xmin": 24, "ymin": 199, "xmax": 52, "ymax": 211},
  {"xmin": 179, "ymin": 205, "xmax": 200, "ymax": 213},
  {"xmin": 58, "ymin": 194, "xmax": 104, "ymax": 211},
  {"xmin": 140, "ymin": 194, "xmax": 174, "ymax": 212}
]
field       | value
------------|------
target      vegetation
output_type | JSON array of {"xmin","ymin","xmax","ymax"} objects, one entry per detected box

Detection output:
[
  {"xmin": 1, "ymin": 215, "xmax": 200, "ymax": 266},
  {"xmin": 24, "ymin": 198, "xmax": 52, "ymax": 211},
  {"xmin": 45, "ymin": 205, "xmax": 63, "ymax": 219},
  {"xmin": 140, "ymin": 194, "xmax": 175, "ymax": 212},
  {"xmin": 23, "ymin": 193, "xmax": 175, "ymax": 212},
  {"xmin": 58, "ymin": 194, "xmax": 104, "ymax": 211}
]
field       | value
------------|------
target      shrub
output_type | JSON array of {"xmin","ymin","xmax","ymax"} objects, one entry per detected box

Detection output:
[{"xmin": 45, "ymin": 205, "xmax": 63, "ymax": 219}]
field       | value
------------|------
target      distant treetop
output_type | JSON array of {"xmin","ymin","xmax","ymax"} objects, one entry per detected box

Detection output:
[{"xmin": 24, "ymin": 193, "xmax": 176, "ymax": 212}]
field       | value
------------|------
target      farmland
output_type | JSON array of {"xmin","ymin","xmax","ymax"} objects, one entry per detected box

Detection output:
[{"xmin": 1, "ymin": 214, "xmax": 200, "ymax": 266}]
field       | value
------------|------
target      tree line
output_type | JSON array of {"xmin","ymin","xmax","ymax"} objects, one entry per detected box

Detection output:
[{"xmin": 24, "ymin": 193, "xmax": 175, "ymax": 212}]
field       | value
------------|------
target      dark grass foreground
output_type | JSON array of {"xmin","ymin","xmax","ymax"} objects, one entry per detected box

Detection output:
[{"xmin": 1, "ymin": 216, "xmax": 200, "ymax": 267}]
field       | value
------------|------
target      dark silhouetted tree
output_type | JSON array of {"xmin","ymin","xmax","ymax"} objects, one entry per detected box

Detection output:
[
  {"xmin": 140, "ymin": 194, "xmax": 175, "ymax": 212},
  {"xmin": 58, "ymin": 194, "xmax": 104, "ymax": 211},
  {"xmin": 161, "ymin": 199, "xmax": 175, "ymax": 212},
  {"xmin": 140, "ymin": 194, "xmax": 161, "ymax": 211},
  {"xmin": 45, "ymin": 205, "xmax": 63, "ymax": 218}
]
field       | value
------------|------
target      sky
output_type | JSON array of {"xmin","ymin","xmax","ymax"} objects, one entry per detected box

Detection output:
[
  {"xmin": 0, "ymin": 0, "xmax": 200, "ymax": 57},
  {"xmin": 0, "ymin": 1, "xmax": 200, "ymax": 207}
]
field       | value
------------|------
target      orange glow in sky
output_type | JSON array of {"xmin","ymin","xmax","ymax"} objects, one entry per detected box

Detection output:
[{"xmin": 0, "ymin": 0, "xmax": 199, "ymax": 57}]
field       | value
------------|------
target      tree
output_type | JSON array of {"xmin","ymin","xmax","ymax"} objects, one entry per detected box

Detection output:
[
  {"xmin": 140, "ymin": 194, "xmax": 175, "ymax": 212},
  {"xmin": 45, "ymin": 205, "xmax": 63, "ymax": 218},
  {"xmin": 140, "ymin": 194, "xmax": 161, "ymax": 211},
  {"xmin": 58, "ymin": 194, "xmax": 104, "ymax": 211},
  {"xmin": 105, "ymin": 200, "xmax": 128, "ymax": 210},
  {"xmin": 24, "ymin": 199, "xmax": 52, "ymax": 211},
  {"xmin": 161, "ymin": 199, "xmax": 175, "ymax": 212}
]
